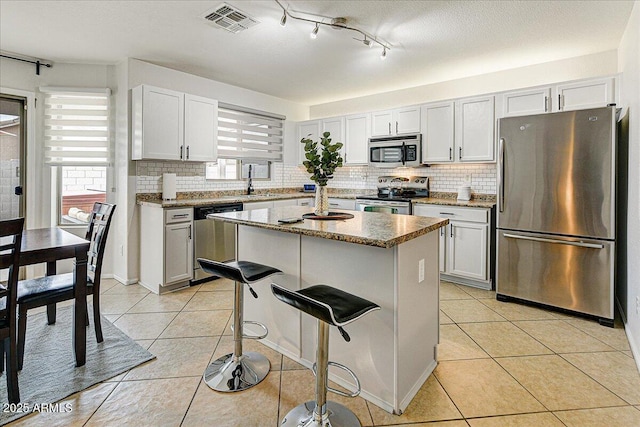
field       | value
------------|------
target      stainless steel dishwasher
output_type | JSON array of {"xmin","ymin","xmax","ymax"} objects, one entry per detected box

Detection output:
[{"xmin": 192, "ymin": 203, "xmax": 243, "ymax": 283}]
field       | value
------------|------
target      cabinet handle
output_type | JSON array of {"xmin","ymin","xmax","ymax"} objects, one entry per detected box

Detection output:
[
  {"xmin": 329, "ymin": 203, "xmax": 339, "ymax": 207},
  {"xmin": 188, "ymin": 224, "xmax": 192, "ymax": 240},
  {"xmin": 172, "ymin": 214, "xmax": 189, "ymax": 218},
  {"xmin": 451, "ymin": 226, "xmax": 453, "ymax": 238},
  {"xmin": 449, "ymin": 147, "xmax": 452, "ymax": 161},
  {"xmin": 344, "ymin": 152, "xmax": 347, "ymax": 163},
  {"xmin": 186, "ymin": 145, "xmax": 190, "ymax": 159},
  {"xmin": 558, "ymin": 94, "xmax": 562, "ymax": 111},
  {"xmin": 459, "ymin": 147, "xmax": 462, "ymax": 160},
  {"xmin": 396, "ymin": 121, "xmax": 398, "ymax": 134},
  {"xmin": 544, "ymin": 96, "xmax": 548, "ymax": 112},
  {"xmin": 440, "ymin": 227, "xmax": 444, "ymax": 236},
  {"xmin": 439, "ymin": 212, "xmax": 455, "ymax": 216},
  {"xmin": 180, "ymin": 145, "xmax": 183, "ymax": 160},
  {"xmin": 388, "ymin": 122, "xmax": 391, "ymax": 135}
]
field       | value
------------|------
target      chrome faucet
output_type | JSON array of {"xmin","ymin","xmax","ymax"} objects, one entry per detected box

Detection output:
[{"xmin": 247, "ymin": 164, "xmax": 254, "ymax": 195}]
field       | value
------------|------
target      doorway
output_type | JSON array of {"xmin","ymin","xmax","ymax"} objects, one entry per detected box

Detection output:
[{"xmin": 0, "ymin": 95, "xmax": 25, "ymax": 220}]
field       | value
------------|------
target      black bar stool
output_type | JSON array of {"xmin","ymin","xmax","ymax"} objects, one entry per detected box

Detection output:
[
  {"xmin": 271, "ymin": 283, "xmax": 380, "ymax": 427},
  {"xmin": 198, "ymin": 258, "xmax": 281, "ymax": 392}
]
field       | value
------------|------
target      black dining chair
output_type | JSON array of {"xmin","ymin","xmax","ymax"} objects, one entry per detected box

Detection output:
[
  {"xmin": 16, "ymin": 202, "xmax": 115, "ymax": 370},
  {"xmin": 0, "ymin": 217, "xmax": 25, "ymax": 403}
]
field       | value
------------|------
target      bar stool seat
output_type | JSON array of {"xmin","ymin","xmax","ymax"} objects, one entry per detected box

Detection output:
[
  {"xmin": 272, "ymin": 283, "xmax": 380, "ymax": 427},
  {"xmin": 198, "ymin": 258, "xmax": 282, "ymax": 393}
]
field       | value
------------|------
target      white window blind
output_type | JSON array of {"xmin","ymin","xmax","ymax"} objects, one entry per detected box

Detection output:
[
  {"xmin": 217, "ymin": 106, "xmax": 283, "ymax": 161},
  {"xmin": 42, "ymin": 88, "xmax": 111, "ymax": 166}
]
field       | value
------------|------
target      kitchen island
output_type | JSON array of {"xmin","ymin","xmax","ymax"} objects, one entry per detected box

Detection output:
[{"xmin": 209, "ymin": 206, "xmax": 447, "ymax": 414}]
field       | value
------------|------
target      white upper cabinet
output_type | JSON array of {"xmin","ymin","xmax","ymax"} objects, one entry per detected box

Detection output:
[
  {"xmin": 499, "ymin": 87, "xmax": 551, "ymax": 118},
  {"xmin": 297, "ymin": 119, "xmax": 321, "ymax": 164},
  {"xmin": 322, "ymin": 116, "xmax": 345, "ymax": 159},
  {"xmin": 455, "ymin": 95, "xmax": 495, "ymax": 162},
  {"xmin": 344, "ymin": 113, "xmax": 370, "ymax": 165},
  {"xmin": 132, "ymin": 85, "xmax": 217, "ymax": 162},
  {"xmin": 371, "ymin": 106, "xmax": 420, "ymax": 137},
  {"xmin": 421, "ymin": 101, "xmax": 455, "ymax": 163},
  {"xmin": 555, "ymin": 77, "xmax": 616, "ymax": 111},
  {"xmin": 184, "ymin": 94, "xmax": 218, "ymax": 162}
]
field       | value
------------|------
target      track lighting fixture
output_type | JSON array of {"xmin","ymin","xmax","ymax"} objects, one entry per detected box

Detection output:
[{"xmin": 275, "ymin": 0, "xmax": 391, "ymax": 57}]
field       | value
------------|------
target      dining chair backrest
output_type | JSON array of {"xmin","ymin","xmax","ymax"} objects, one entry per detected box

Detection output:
[
  {"xmin": 85, "ymin": 203, "xmax": 116, "ymax": 284},
  {"xmin": 0, "ymin": 217, "xmax": 24, "ymax": 326}
]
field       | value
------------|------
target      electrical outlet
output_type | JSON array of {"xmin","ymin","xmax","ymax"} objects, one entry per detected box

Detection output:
[{"xmin": 418, "ymin": 259, "xmax": 425, "ymax": 283}]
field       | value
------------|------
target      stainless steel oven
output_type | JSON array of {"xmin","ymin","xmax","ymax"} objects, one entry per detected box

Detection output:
[
  {"xmin": 193, "ymin": 203, "xmax": 243, "ymax": 283},
  {"xmin": 355, "ymin": 199, "xmax": 411, "ymax": 215},
  {"xmin": 368, "ymin": 134, "xmax": 421, "ymax": 168}
]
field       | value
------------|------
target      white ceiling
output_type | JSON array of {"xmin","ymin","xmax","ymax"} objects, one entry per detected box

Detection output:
[{"xmin": 0, "ymin": 1, "xmax": 634, "ymax": 105}]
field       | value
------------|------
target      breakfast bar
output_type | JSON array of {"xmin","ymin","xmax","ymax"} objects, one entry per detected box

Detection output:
[{"xmin": 209, "ymin": 206, "xmax": 448, "ymax": 414}]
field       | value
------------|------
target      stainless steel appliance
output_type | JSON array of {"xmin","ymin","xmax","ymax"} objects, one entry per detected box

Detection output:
[
  {"xmin": 368, "ymin": 134, "xmax": 421, "ymax": 168},
  {"xmin": 355, "ymin": 176, "xmax": 429, "ymax": 214},
  {"xmin": 497, "ymin": 107, "xmax": 621, "ymax": 326},
  {"xmin": 193, "ymin": 203, "xmax": 243, "ymax": 282}
]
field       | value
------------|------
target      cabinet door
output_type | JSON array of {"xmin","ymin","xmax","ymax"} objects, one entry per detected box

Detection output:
[
  {"xmin": 273, "ymin": 199, "xmax": 298, "ymax": 208},
  {"xmin": 142, "ymin": 86, "xmax": 184, "ymax": 160},
  {"xmin": 421, "ymin": 101, "xmax": 454, "ymax": 163},
  {"xmin": 322, "ymin": 117, "xmax": 345, "ymax": 159},
  {"xmin": 447, "ymin": 221, "xmax": 487, "ymax": 281},
  {"xmin": 395, "ymin": 106, "xmax": 421, "ymax": 135},
  {"xmin": 556, "ymin": 77, "xmax": 615, "ymax": 111},
  {"xmin": 455, "ymin": 96, "xmax": 495, "ymax": 162},
  {"xmin": 500, "ymin": 88, "xmax": 550, "ymax": 117},
  {"xmin": 244, "ymin": 201, "xmax": 274, "ymax": 210},
  {"xmin": 328, "ymin": 198, "xmax": 355, "ymax": 210},
  {"xmin": 344, "ymin": 113, "xmax": 370, "ymax": 164},
  {"xmin": 164, "ymin": 222, "xmax": 193, "ymax": 284},
  {"xmin": 297, "ymin": 198, "xmax": 315, "ymax": 207},
  {"xmin": 184, "ymin": 94, "xmax": 217, "ymax": 162},
  {"xmin": 298, "ymin": 120, "xmax": 321, "ymax": 164},
  {"xmin": 439, "ymin": 225, "xmax": 447, "ymax": 273},
  {"xmin": 371, "ymin": 110, "xmax": 393, "ymax": 137}
]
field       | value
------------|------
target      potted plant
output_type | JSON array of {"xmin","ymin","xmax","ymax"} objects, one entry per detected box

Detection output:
[{"xmin": 301, "ymin": 131, "xmax": 343, "ymax": 216}]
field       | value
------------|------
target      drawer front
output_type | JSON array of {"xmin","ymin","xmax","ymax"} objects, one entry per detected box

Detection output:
[
  {"xmin": 165, "ymin": 208, "xmax": 193, "ymax": 224},
  {"xmin": 413, "ymin": 204, "xmax": 488, "ymax": 223}
]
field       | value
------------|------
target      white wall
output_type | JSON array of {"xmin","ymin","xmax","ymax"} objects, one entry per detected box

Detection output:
[
  {"xmin": 618, "ymin": 1, "xmax": 640, "ymax": 368},
  {"xmin": 309, "ymin": 51, "xmax": 618, "ymax": 118}
]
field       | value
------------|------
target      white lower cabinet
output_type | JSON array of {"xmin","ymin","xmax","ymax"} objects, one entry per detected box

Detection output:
[
  {"xmin": 413, "ymin": 204, "xmax": 492, "ymax": 289},
  {"xmin": 139, "ymin": 206, "xmax": 193, "ymax": 294},
  {"xmin": 328, "ymin": 198, "xmax": 356, "ymax": 210},
  {"xmin": 297, "ymin": 198, "xmax": 315, "ymax": 207},
  {"xmin": 244, "ymin": 201, "xmax": 274, "ymax": 210}
]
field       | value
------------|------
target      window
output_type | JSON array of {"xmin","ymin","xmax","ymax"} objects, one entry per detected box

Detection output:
[
  {"xmin": 206, "ymin": 104, "xmax": 284, "ymax": 180},
  {"xmin": 41, "ymin": 87, "xmax": 111, "ymax": 224}
]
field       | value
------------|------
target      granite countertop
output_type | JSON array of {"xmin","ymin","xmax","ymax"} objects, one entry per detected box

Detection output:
[
  {"xmin": 208, "ymin": 206, "xmax": 448, "ymax": 249},
  {"xmin": 412, "ymin": 197, "xmax": 496, "ymax": 208},
  {"xmin": 137, "ymin": 189, "xmax": 376, "ymax": 208}
]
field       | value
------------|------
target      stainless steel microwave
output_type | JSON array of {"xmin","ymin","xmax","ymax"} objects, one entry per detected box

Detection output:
[{"xmin": 368, "ymin": 134, "xmax": 422, "ymax": 168}]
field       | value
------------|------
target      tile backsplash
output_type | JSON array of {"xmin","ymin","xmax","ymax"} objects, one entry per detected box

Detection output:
[{"xmin": 135, "ymin": 161, "xmax": 496, "ymax": 195}]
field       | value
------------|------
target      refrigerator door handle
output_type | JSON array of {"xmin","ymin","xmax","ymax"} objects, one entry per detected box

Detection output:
[
  {"xmin": 498, "ymin": 138, "xmax": 505, "ymax": 212},
  {"xmin": 503, "ymin": 233, "xmax": 605, "ymax": 249}
]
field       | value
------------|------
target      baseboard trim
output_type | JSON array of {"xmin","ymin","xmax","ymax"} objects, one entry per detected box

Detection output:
[{"xmin": 113, "ymin": 274, "xmax": 139, "ymax": 286}]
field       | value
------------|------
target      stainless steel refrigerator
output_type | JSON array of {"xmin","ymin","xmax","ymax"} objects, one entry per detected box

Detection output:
[{"xmin": 496, "ymin": 107, "xmax": 619, "ymax": 326}]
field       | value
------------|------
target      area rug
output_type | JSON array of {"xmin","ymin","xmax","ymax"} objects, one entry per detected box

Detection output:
[{"xmin": 0, "ymin": 305, "xmax": 155, "ymax": 424}]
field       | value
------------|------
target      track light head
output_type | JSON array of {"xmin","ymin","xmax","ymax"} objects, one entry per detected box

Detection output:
[
  {"xmin": 280, "ymin": 13, "xmax": 287, "ymax": 27},
  {"xmin": 381, "ymin": 47, "xmax": 387, "ymax": 60},
  {"xmin": 310, "ymin": 23, "xmax": 319, "ymax": 39}
]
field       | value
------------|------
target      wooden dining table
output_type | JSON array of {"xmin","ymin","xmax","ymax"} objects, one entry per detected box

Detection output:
[{"xmin": 19, "ymin": 227, "xmax": 90, "ymax": 367}]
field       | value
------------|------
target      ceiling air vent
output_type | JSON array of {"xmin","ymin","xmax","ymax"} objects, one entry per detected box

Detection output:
[{"xmin": 202, "ymin": 3, "xmax": 259, "ymax": 34}]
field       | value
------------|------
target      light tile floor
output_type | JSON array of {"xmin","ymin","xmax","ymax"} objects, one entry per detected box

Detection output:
[{"xmin": 9, "ymin": 279, "xmax": 640, "ymax": 426}]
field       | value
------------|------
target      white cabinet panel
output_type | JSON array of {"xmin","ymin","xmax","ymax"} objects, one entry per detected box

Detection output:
[
  {"xmin": 164, "ymin": 222, "xmax": 193, "ymax": 284},
  {"xmin": 184, "ymin": 94, "xmax": 217, "ymax": 162},
  {"xmin": 328, "ymin": 198, "xmax": 355, "ymax": 210},
  {"xmin": 556, "ymin": 77, "xmax": 615, "ymax": 111},
  {"xmin": 371, "ymin": 107, "xmax": 420, "ymax": 137},
  {"xmin": 344, "ymin": 113, "xmax": 370, "ymax": 165},
  {"xmin": 455, "ymin": 96, "xmax": 495, "ymax": 162},
  {"xmin": 297, "ymin": 198, "xmax": 315, "ymax": 207},
  {"xmin": 244, "ymin": 201, "xmax": 274, "ymax": 210},
  {"xmin": 273, "ymin": 199, "xmax": 298, "ymax": 208},
  {"xmin": 322, "ymin": 117, "xmax": 345, "ymax": 159},
  {"xmin": 421, "ymin": 101, "xmax": 455, "ymax": 163},
  {"xmin": 500, "ymin": 88, "xmax": 550, "ymax": 118},
  {"xmin": 448, "ymin": 222, "xmax": 487, "ymax": 281},
  {"xmin": 297, "ymin": 120, "xmax": 321, "ymax": 165}
]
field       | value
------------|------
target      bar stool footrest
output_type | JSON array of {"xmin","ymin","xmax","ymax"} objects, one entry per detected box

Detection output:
[
  {"xmin": 281, "ymin": 400, "xmax": 362, "ymax": 427},
  {"xmin": 312, "ymin": 361, "xmax": 361, "ymax": 398},
  {"xmin": 230, "ymin": 320, "xmax": 269, "ymax": 340}
]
